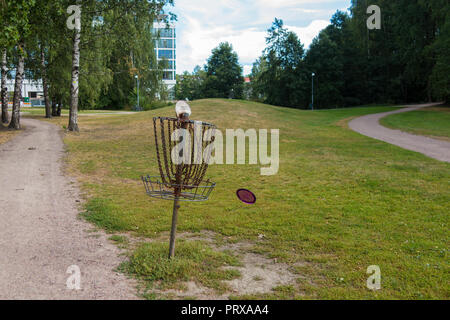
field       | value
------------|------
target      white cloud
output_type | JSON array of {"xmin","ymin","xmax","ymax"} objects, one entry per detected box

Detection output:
[
  {"xmin": 258, "ymin": 0, "xmax": 343, "ymax": 7},
  {"xmin": 287, "ymin": 20, "xmax": 330, "ymax": 48},
  {"xmin": 173, "ymin": 0, "xmax": 351, "ymax": 73},
  {"xmin": 178, "ymin": 18, "xmax": 330, "ymax": 75},
  {"xmin": 178, "ymin": 16, "xmax": 266, "ymax": 71}
]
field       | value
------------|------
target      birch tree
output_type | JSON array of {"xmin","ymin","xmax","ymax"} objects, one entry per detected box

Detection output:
[
  {"xmin": 8, "ymin": 42, "xmax": 25, "ymax": 129},
  {"xmin": 0, "ymin": 0, "xmax": 36, "ymax": 129},
  {"xmin": 40, "ymin": 45, "xmax": 51, "ymax": 118},
  {"xmin": 67, "ymin": 3, "xmax": 81, "ymax": 132},
  {"xmin": 1, "ymin": 49, "xmax": 7, "ymax": 124}
]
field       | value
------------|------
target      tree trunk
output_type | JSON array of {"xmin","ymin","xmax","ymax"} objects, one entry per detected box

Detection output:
[
  {"xmin": 51, "ymin": 96, "xmax": 58, "ymax": 116},
  {"xmin": 9, "ymin": 44, "xmax": 25, "ymax": 130},
  {"xmin": 68, "ymin": 25, "xmax": 81, "ymax": 132},
  {"xmin": 427, "ymin": 76, "xmax": 432, "ymax": 103},
  {"xmin": 57, "ymin": 97, "xmax": 62, "ymax": 117},
  {"xmin": 1, "ymin": 49, "xmax": 8, "ymax": 124},
  {"xmin": 40, "ymin": 46, "xmax": 51, "ymax": 118}
]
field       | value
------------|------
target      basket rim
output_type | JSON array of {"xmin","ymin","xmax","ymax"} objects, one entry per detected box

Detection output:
[
  {"xmin": 141, "ymin": 174, "xmax": 216, "ymax": 189},
  {"xmin": 153, "ymin": 116, "xmax": 216, "ymax": 128},
  {"xmin": 141, "ymin": 174, "xmax": 216, "ymax": 202}
]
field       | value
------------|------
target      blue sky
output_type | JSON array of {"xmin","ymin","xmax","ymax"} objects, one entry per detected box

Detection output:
[{"xmin": 171, "ymin": 0, "xmax": 352, "ymax": 75}]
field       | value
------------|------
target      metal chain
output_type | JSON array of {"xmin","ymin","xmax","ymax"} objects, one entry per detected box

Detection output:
[{"xmin": 153, "ymin": 117, "xmax": 216, "ymax": 190}]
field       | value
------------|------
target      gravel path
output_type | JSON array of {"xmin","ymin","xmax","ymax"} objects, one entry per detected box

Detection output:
[
  {"xmin": 0, "ymin": 118, "xmax": 137, "ymax": 299},
  {"xmin": 349, "ymin": 103, "xmax": 450, "ymax": 163}
]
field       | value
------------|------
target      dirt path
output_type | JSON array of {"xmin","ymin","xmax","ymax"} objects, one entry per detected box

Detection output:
[
  {"xmin": 0, "ymin": 118, "xmax": 137, "ymax": 299},
  {"xmin": 349, "ymin": 103, "xmax": 450, "ymax": 163}
]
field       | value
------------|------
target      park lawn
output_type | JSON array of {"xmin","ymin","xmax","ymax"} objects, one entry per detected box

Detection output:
[
  {"xmin": 380, "ymin": 106, "xmax": 450, "ymax": 141},
  {"xmin": 28, "ymin": 99, "xmax": 449, "ymax": 299}
]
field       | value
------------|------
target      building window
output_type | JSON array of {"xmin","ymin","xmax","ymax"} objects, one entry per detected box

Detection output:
[
  {"xmin": 163, "ymin": 71, "xmax": 174, "ymax": 80},
  {"xmin": 158, "ymin": 39, "xmax": 173, "ymax": 49},
  {"xmin": 167, "ymin": 60, "xmax": 175, "ymax": 70},
  {"xmin": 159, "ymin": 28, "xmax": 173, "ymax": 38},
  {"xmin": 158, "ymin": 49, "xmax": 173, "ymax": 59}
]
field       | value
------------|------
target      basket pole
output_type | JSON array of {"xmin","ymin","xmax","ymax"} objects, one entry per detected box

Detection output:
[
  {"xmin": 168, "ymin": 187, "xmax": 181, "ymax": 259},
  {"xmin": 168, "ymin": 115, "xmax": 189, "ymax": 259}
]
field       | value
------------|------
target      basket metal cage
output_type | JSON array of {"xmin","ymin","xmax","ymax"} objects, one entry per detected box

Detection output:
[
  {"xmin": 141, "ymin": 106, "xmax": 217, "ymax": 258},
  {"xmin": 152, "ymin": 117, "xmax": 216, "ymax": 188},
  {"xmin": 142, "ymin": 175, "xmax": 216, "ymax": 202}
]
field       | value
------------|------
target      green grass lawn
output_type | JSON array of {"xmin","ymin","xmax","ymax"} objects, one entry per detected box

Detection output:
[
  {"xmin": 380, "ymin": 106, "xmax": 450, "ymax": 140},
  {"xmin": 29, "ymin": 99, "xmax": 449, "ymax": 299}
]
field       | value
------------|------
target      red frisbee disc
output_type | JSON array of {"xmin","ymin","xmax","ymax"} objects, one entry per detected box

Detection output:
[{"xmin": 236, "ymin": 189, "xmax": 256, "ymax": 204}]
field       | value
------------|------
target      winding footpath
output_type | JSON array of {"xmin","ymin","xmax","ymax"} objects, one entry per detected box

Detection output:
[
  {"xmin": 0, "ymin": 118, "xmax": 137, "ymax": 299},
  {"xmin": 349, "ymin": 103, "xmax": 450, "ymax": 163}
]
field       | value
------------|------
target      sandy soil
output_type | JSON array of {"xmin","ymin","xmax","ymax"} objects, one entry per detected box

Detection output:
[
  {"xmin": 349, "ymin": 103, "xmax": 450, "ymax": 163},
  {"xmin": 0, "ymin": 118, "xmax": 137, "ymax": 300},
  {"xmin": 147, "ymin": 232, "xmax": 303, "ymax": 300}
]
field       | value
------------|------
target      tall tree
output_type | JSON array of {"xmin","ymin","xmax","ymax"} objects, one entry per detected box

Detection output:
[
  {"xmin": 203, "ymin": 42, "xmax": 244, "ymax": 99},
  {"xmin": 67, "ymin": 1, "xmax": 82, "ymax": 131},
  {"xmin": 175, "ymin": 66, "xmax": 206, "ymax": 101},
  {"xmin": 249, "ymin": 57, "xmax": 268, "ymax": 102},
  {"xmin": 1, "ymin": 0, "xmax": 36, "ymax": 129},
  {"xmin": 254, "ymin": 19, "xmax": 306, "ymax": 108},
  {"xmin": 9, "ymin": 42, "xmax": 25, "ymax": 129},
  {"xmin": 305, "ymin": 32, "xmax": 343, "ymax": 108},
  {"xmin": 1, "ymin": 49, "xmax": 7, "ymax": 123},
  {"xmin": 40, "ymin": 45, "xmax": 51, "ymax": 118},
  {"xmin": 427, "ymin": 0, "xmax": 450, "ymax": 102}
]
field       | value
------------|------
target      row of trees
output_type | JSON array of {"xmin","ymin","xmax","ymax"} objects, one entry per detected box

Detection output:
[
  {"xmin": 1, "ymin": 0, "xmax": 173, "ymax": 131},
  {"xmin": 175, "ymin": 42, "xmax": 244, "ymax": 101},
  {"xmin": 176, "ymin": 0, "xmax": 449, "ymax": 109},
  {"xmin": 251, "ymin": 0, "xmax": 450, "ymax": 109}
]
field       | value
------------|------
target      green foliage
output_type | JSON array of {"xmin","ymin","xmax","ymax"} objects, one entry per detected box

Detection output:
[
  {"xmin": 96, "ymin": 2, "xmax": 172, "ymax": 110},
  {"xmin": 175, "ymin": 43, "xmax": 245, "ymax": 101},
  {"xmin": 128, "ymin": 87, "xmax": 174, "ymax": 111},
  {"xmin": 429, "ymin": 8, "xmax": 450, "ymax": 102},
  {"xmin": 257, "ymin": 19, "xmax": 307, "ymax": 108},
  {"xmin": 305, "ymin": 26, "xmax": 344, "ymax": 108},
  {"xmin": 175, "ymin": 66, "xmax": 207, "ymax": 101},
  {"xmin": 1, "ymin": 0, "xmax": 174, "ymax": 112},
  {"xmin": 0, "ymin": 0, "xmax": 36, "ymax": 48},
  {"xmin": 203, "ymin": 42, "xmax": 244, "ymax": 99},
  {"xmin": 251, "ymin": 2, "xmax": 450, "ymax": 109}
]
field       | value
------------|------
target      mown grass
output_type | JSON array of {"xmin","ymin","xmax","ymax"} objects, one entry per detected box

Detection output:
[
  {"xmin": 120, "ymin": 241, "xmax": 241, "ymax": 298},
  {"xmin": 380, "ymin": 105, "xmax": 450, "ymax": 141},
  {"xmin": 25, "ymin": 99, "xmax": 449, "ymax": 299}
]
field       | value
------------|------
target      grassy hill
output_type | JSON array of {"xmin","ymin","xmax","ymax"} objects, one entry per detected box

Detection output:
[{"xmin": 30, "ymin": 99, "xmax": 449, "ymax": 299}]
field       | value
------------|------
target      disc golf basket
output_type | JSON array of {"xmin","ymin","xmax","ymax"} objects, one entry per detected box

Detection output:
[{"xmin": 141, "ymin": 102, "xmax": 216, "ymax": 258}]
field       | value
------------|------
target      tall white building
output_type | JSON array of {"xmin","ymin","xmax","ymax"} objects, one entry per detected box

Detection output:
[{"xmin": 152, "ymin": 19, "xmax": 176, "ymax": 98}]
